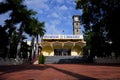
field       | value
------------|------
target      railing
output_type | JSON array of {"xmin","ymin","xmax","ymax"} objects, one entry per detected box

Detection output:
[{"xmin": 42, "ymin": 35, "xmax": 83, "ymax": 39}]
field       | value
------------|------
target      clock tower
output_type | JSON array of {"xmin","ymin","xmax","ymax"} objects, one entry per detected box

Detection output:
[{"xmin": 73, "ymin": 15, "xmax": 81, "ymax": 35}]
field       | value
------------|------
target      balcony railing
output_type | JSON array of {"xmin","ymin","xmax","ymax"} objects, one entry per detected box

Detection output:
[{"xmin": 42, "ymin": 35, "xmax": 83, "ymax": 39}]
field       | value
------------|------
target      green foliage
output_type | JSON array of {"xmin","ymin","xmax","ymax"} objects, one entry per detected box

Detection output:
[
  {"xmin": 38, "ymin": 54, "xmax": 45, "ymax": 64},
  {"xmin": 21, "ymin": 41, "xmax": 30, "ymax": 58},
  {"xmin": 75, "ymin": 0, "xmax": 120, "ymax": 58},
  {"xmin": 0, "ymin": 0, "xmax": 45, "ymax": 59},
  {"xmin": 25, "ymin": 18, "xmax": 46, "ymax": 37},
  {"xmin": 0, "ymin": 26, "xmax": 8, "ymax": 58},
  {"xmin": 21, "ymin": 52, "xmax": 28, "ymax": 59}
]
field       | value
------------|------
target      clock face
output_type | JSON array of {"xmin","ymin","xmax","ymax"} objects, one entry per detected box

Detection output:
[{"xmin": 74, "ymin": 17, "xmax": 79, "ymax": 21}]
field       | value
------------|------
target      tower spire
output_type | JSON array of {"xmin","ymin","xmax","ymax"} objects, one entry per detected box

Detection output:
[{"xmin": 73, "ymin": 15, "xmax": 81, "ymax": 35}]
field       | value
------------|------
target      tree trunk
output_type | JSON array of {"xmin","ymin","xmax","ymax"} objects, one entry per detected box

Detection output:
[
  {"xmin": 6, "ymin": 37, "xmax": 11, "ymax": 58},
  {"xmin": 30, "ymin": 35, "xmax": 36, "ymax": 61},
  {"xmin": 16, "ymin": 23, "xmax": 25, "ymax": 59},
  {"xmin": 35, "ymin": 35, "xmax": 39, "ymax": 56},
  {"xmin": 6, "ymin": 25, "xmax": 15, "ymax": 58}
]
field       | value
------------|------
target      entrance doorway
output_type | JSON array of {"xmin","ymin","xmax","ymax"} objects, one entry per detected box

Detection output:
[{"xmin": 54, "ymin": 49, "xmax": 71, "ymax": 56}]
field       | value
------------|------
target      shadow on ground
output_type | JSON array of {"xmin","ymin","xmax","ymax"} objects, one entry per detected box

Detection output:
[
  {"xmin": 0, "ymin": 64, "xmax": 98, "ymax": 80},
  {"xmin": 46, "ymin": 64, "xmax": 97, "ymax": 80},
  {"xmin": 78, "ymin": 63, "xmax": 120, "ymax": 67},
  {"xmin": 0, "ymin": 65, "xmax": 47, "ymax": 75}
]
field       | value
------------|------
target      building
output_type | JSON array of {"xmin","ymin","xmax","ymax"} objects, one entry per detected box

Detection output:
[{"xmin": 40, "ymin": 15, "xmax": 86, "ymax": 56}]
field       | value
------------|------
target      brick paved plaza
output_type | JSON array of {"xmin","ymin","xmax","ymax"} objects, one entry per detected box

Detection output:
[{"xmin": 0, "ymin": 64, "xmax": 120, "ymax": 80}]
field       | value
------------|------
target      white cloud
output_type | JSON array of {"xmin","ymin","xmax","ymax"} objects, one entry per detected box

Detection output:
[
  {"xmin": 59, "ymin": 5, "xmax": 68, "ymax": 11},
  {"xmin": 24, "ymin": 0, "xmax": 82, "ymax": 35},
  {"xmin": 38, "ymin": 10, "xmax": 43, "ymax": 14},
  {"xmin": 66, "ymin": 0, "xmax": 74, "ymax": 5},
  {"xmin": 0, "ymin": 0, "xmax": 83, "ymax": 36},
  {"xmin": 25, "ymin": 0, "xmax": 49, "ymax": 12},
  {"xmin": 48, "ymin": 12, "xmax": 59, "ymax": 18},
  {"xmin": 51, "ymin": 12, "xmax": 59, "ymax": 18},
  {"xmin": 44, "ymin": 19, "xmax": 61, "ymax": 35},
  {"xmin": 50, "ymin": 19, "xmax": 60, "ymax": 25},
  {"xmin": 56, "ymin": 0, "xmax": 64, "ymax": 3},
  {"xmin": 45, "ymin": 23, "xmax": 61, "ymax": 35}
]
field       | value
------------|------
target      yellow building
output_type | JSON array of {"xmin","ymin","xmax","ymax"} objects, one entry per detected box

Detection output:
[{"xmin": 40, "ymin": 15, "xmax": 86, "ymax": 56}]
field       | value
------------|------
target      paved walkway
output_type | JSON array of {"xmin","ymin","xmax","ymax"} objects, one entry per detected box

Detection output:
[{"xmin": 0, "ymin": 64, "xmax": 120, "ymax": 80}]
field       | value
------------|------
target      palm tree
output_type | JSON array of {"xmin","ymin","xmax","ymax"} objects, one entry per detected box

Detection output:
[
  {"xmin": 3, "ymin": 20, "xmax": 16, "ymax": 58},
  {"xmin": 0, "ymin": 0, "xmax": 36, "ymax": 59},
  {"xmin": 15, "ymin": 9, "xmax": 36, "ymax": 59},
  {"xmin": 0, "ymin": 0, "xmax": 27, "ymax": 58},
  {"xmin": 0, "ymin": 25, "xmax": 8, "ymax": 58},
  {"xmin": 25, "ymin": 18, "xmax": 46, "ymax": 61},
  {"xmin": 34, "ymin": 21, "xmax": 45, "ymax": 60},
  {"xmin": 0, "ymin": 0, "xmax": 15, "ymax": 58}
]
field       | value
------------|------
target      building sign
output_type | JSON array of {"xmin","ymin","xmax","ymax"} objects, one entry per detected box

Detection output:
[{"xmin": 42, "ymin": 35, "xmax": 83, "ymax": 39}]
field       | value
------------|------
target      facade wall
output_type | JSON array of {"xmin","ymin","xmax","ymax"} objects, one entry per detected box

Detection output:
[
  {"xmin": 42, "ymin": 51, "xmax": 82, "ymax": 56},
  {"xmin": 40, "ymin": 36, "xmax": 86, "ymax": 56},
  {"xmin": 42, "ymin": 51, "xmax": 54, "ymax": 56},
  {"xmin": 71, "ymin": 51, "xmax": 79, "ymax": 56}
]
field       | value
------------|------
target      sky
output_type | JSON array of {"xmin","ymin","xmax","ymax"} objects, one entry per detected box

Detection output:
[{"xmin": 0, "ymin": 0, "xmax": 83, "ymax": 37}]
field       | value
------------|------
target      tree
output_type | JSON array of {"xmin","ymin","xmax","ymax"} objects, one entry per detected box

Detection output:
[
  {"xmin": 0, "ymin": 0, "xmax": 26, "ymax": 58},
  {"xmin": 25, "ymin": 18, "xmax": 46, "ymax": 60},
  {"xmin": 3, "ymin": 20, "xmax": 16, "ymax": 58},
  {"xmin": 0, "ymin": 0, "xmax": 36, "ymax": 59},
  {"xmin": 75, "ymin": 0, "xmax": 120, "ymax": 60},
  {"xmin": 0, "ymin": 25, "xmax": 8, "ymax": 58},
  {"xmin": 15, "ymin": 9, "xmax": 36, "ymax": 59},
  {"xmin": 0, "ymin": 0, "xmax": 46, "ymax": 62}
]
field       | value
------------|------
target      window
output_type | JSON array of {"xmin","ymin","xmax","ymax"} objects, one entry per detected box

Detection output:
[
  {"xmin": 76, "ymin": 23, "xmax": 79, "ymax": 25},
  {"xmin": 77, "ymin": 29, "xmax": 79, "ymax": 32},
  {"xmin": 54, "ymin": 49, "xmax": 71, "ymax": 56}
]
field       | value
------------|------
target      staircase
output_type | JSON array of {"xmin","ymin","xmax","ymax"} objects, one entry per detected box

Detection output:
[{"xmin": 44, "ymin": 56, "xmax": 84, "ymax": 64}]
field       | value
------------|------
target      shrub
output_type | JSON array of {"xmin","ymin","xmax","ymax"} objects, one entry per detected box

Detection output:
[{"xmin": 38, "ymin": 54, "xmax": 45, "ymax": 64}]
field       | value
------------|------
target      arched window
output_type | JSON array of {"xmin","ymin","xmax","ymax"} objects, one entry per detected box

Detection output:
[
  {"xmin": 77, "ymin": 29, "xmax": 79, "ymax": 32},
  {"xmin": 76, "ymin": 23, "xmax": 79, "ymax": 25}
]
